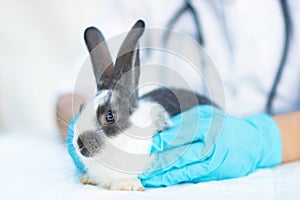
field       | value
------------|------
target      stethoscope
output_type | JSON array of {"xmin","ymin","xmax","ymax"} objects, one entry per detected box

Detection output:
[{"xmin": 164, "ymin": 0, "xmax": 291, "ymax": 114}]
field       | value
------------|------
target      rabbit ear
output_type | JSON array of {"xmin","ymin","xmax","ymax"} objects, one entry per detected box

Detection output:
[
  {"xmin": 112, "ymin": 20, "xmax": 145, "ymax": 108},
  {"xmin": 84, "ymin": 27, "xmax": 114, "ymax": 90}
]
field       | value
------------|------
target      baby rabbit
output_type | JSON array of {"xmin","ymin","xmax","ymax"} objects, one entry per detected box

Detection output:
[{"xmin": 72, "ymin": 20, "xmax": 214, "ymax": 191}]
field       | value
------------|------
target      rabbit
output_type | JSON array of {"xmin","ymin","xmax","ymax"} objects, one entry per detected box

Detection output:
[{"xmin": 72, "ymin": 20, "xmax": 215, "ymax": 191}]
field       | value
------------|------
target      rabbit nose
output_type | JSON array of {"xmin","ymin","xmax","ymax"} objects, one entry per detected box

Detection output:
[{"xmin": 77, "ymin": 136, "xmax": 90, "ymax": 157}]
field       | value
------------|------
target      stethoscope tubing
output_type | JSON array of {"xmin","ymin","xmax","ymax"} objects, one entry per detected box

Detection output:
[{"xmin": 164, "ymin": 0, "xmax": 291, "ymax": 115}]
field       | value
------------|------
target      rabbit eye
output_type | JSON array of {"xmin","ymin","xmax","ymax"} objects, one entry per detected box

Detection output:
[{"xmin": 105, "ymin": 110, "xmax": 115, "ymax": 124}]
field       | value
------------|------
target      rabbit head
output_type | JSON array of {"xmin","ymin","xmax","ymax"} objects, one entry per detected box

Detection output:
[{"xmin": 73, "ymin": 20, "xmax": 146, "ymax": 158}]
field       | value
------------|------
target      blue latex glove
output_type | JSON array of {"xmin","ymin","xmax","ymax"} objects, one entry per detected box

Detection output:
[
  {"xmin": 139, "ymin": 105, "xmax": 282, "ymax": 187},
  {"xmin": 67, "ymin": 114, "xmax": 86, "ymax": 173}
]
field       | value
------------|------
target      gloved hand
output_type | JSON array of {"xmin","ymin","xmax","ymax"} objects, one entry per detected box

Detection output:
[
  {"xmin": 67, "ymin": 114, "xmax": 87, "ymax": 173},
  {"xmin": 139, "ymin": 105, "xmax": 282, "ymax": 187}
]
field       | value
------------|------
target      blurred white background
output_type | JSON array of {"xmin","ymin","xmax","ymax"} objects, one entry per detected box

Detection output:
[{"xmin": 0, "ymin": 0, "xmax": 116, "ymax": 132}]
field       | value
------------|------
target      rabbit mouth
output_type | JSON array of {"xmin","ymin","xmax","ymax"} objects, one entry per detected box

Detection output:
[
  {"xmin": 77, "ymin": 136, "xmax": 91, "ymax": 157},
  {"xmin": 77, "ymin": 131, "xmax": 103, "ymax": 157}
]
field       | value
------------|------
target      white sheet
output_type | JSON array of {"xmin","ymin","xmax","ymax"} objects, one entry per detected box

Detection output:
[{"xmin": 0, "ymin": 131, "xmax": 299, "ymax": 200}]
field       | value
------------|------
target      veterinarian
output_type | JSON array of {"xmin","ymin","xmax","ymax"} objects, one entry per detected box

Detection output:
[{"xmin": 56, "ymin": 0, "xmax": 300, "ymax": 187}]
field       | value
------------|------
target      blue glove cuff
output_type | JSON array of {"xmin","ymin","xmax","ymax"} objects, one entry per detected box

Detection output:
[
  {"xmin": 245, "ymin": 113, "xmax": 282, "ymax": 167},
  {"xmin": 67, "ymin": 114, "xmax": 86, "ymax": 173}
]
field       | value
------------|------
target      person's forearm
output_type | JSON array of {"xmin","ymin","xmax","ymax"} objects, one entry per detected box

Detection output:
[
  {"xmin": 55, "ymin": 94, "xmax": 85, "ymax": 140},
  {"xmin": 273, "ymin": 111, "xmax": 300, "ymax": 163}
]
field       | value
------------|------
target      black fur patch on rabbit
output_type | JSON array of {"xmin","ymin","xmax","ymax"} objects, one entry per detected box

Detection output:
[
  {"xmin": 141, "ymin": 88, "xmax": 217, "ymax": 117},
  {"xmin": 96, "ymin": 93, "xmax": 132, "ymax": 138}
]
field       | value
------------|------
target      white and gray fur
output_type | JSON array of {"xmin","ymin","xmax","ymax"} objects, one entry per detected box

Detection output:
[{"xmin": 73, "ymin": 20, "xmax": 214, "ymax": 191}]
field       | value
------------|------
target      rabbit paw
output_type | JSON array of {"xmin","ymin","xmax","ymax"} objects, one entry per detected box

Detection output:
[
  {"xmin": 151, "ymin": 104, "xmax": 172, "ymax": 132},
  {"xmin": 109, "ymin": 178, "xmax": 145, "ymax": 191},
  {"xmin": 80, "ymin": 173, "xmax": 97, "ymax": 185}
]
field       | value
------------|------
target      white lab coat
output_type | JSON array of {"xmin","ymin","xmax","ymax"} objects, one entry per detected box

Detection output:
[{"xmin": 67, "ymin": 0, "xmax": 300, "ymax": 116}]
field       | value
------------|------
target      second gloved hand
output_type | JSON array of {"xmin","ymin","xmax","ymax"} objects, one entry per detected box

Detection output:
[{"xmin": 139, "ymin": 105, "xmax": 282, "ymax": 187}]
